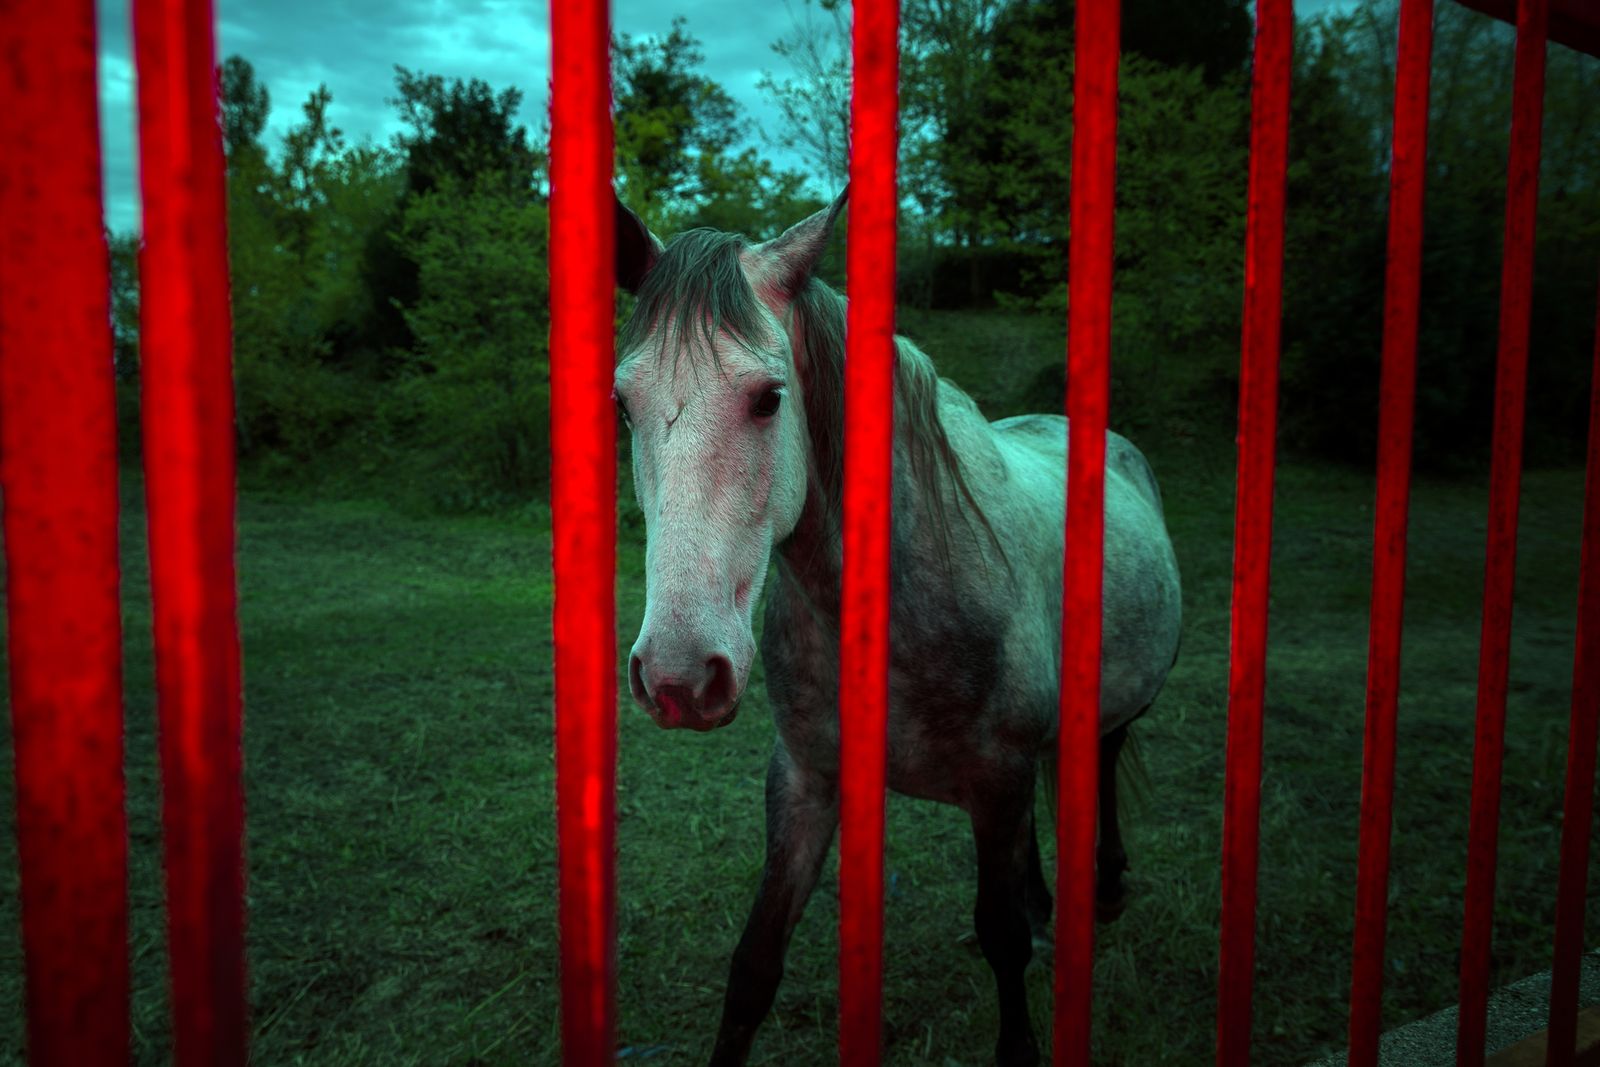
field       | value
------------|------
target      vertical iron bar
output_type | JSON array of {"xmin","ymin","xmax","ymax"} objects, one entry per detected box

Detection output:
[
  {"xmin": 838, "ymin": 0, "xmax": 898, "ymax": 1062},
  {"xmin": 1455, "ymin": 2, "xmax": 1546, "ymax": 1062},
  {"xmin": 1054, "ymin": 0, "xmax": 1119, "ymax": 1063},
  {"xmin": 1541, "ymin": 281, "xmax": 1599, "ymax": 1067},
  {"xmin": 1216, "ymin": 1, "xmax": 1293, "ymax": 1063},
  {"xmin": 0, "ymin": 1, "xmax": 131, "ymax": 1062},
  {"xmin": 132, "ymin": 0, "xmax": 249, "ymax": 1060},
  {"xmin": 549, "ymin": 0, "xmax": 617, "ymax": 1062},
  {"xmin": 1347, "ymin": 1, "xmax": 1434, "ymax": 1063}
]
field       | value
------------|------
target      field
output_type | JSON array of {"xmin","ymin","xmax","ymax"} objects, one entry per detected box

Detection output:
[{"xmin": 0, "ymin": 310, "xmax": 1592, "ymax": 1065}]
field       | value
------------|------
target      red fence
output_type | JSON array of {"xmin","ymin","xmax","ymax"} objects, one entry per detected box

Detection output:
[{"xmin": 0, "ymin": 0, "xmax": 1597, "ymax": 1064}]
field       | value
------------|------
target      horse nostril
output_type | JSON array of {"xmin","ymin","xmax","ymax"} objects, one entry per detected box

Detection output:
[
  {"xmin": 629, "ymin": 655, "xmax": 650, "ymax": 708},
  {"xmin": 702, "ymin": 655, "xmax": 734, "ymax": 713}
]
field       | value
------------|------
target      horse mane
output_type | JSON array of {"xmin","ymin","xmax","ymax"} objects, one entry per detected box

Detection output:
[
  {"xmin": 618, "ymin": 227, "xmax": 999, "ymax": 570},
  {"xmin": 788, "ymin": 277, "xmax": 1004, "ymax": 572}
]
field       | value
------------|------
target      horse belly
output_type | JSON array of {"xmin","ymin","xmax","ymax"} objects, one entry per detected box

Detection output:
[{"xmin": 882, "ymin": 629, "xmax": 1050, "ymax": 807}]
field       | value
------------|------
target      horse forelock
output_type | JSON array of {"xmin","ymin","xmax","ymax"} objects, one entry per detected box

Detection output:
[{"xmin": 617, "ymin": 228, "xmax": 775, "ymax": 380}]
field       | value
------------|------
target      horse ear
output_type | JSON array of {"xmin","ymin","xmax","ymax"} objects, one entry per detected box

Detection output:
[
  {"xmin": 751, "ymin": 186, "xmax": 849, "ymax": 299},
  {"xmin": 616, "ymin": 192, "xmax": 663, "ymax": 294}
]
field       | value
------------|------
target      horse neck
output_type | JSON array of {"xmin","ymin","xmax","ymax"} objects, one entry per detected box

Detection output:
[
  {"xmin": 773, "ymin": 286, "xmax": 850, "ymax": 620},
  {"xmin": 774, "ymin": 479, "xmax": 844, "ymax": 620}
]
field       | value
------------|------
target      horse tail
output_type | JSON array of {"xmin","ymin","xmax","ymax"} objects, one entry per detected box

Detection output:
[
  {"xmin": 1118, "ymin": 721, "xmax": 1151, "ymax": 813},
  {"xmin": 1036, "ymin": 717, "xmax": 1152, "ymax": 837}
]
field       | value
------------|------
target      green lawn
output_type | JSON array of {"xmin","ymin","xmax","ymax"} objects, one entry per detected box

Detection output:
[{"xmin": 0, "ymin": 315, "xmax": 1592, "ymax": 1065}]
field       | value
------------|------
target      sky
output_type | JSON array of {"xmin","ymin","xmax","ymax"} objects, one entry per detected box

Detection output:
[{"xmin": 94, "ymin": 0, "xmax": 1360, "ymax": 232}]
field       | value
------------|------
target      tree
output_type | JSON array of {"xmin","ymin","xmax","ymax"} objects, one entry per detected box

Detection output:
[
  {"xmin": 902, "ymin": 0, "xmax": 1009, "ymax": 301},
  {"xmin": 612, "ymin": 17, "xmax": 815, "ymax": 239},
  {"xmin": 613, "ymin": 18, "xmax": 745, "ymax": 226},
  {"xmin": 107, "ymin": 230, "xmax": 140, "ymax": 383},
  {"xmin": 221, "ymin": 55, "xmax": 269, "ymax": 165},
  {"xmin": 1277, "ymin": 13, "xmax": 1388, "ymax": 462},
  {"xmin": 1121, "ymin": 0, "xmax": 1252, "ymax": 83},
  {"xmin": 1269, "ymin": 0, "xmax": 1598, "ymax": 468},
  {"xmin": 757, "ymin": 0, "xmax": 852, "ymax": 190},
  {"xmin": 390, "ymin": 69, "xmax": 540, "ymax": 199},
  {"xmin": 393, "ymin": 179, "xmax": 551, "ymax": 503},
  {"xmin": 220, "ymin": 65, "xmax": 406, "ymax": 457}
]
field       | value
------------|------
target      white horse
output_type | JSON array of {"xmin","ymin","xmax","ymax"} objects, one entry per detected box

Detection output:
[{"xmin": 612, "ymin": 190, "xmax": 1182, "ymax": 1067}]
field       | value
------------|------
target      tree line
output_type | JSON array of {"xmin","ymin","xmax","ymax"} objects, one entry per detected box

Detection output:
[{"xmin": 105, "ymin": 0, "xmax": 1598, "ymax": 508}]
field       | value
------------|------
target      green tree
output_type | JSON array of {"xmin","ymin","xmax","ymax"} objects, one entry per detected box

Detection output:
[
  {"xmin": 1109, "ymin": 58, "xmax": 1250, "ymax": 434},
  {"xmin": 613, "ymin": 18, "xmax": 745, "ymax": 227},
  {"xmin": 221, "ymin": 54, "xmax": 269, "ymax": 165},
  {"xmin": 756, "ymin": 0, "xmax": 852, "ymax": 190},
  {"xmin": 360, "ymin": 69, "xmax": 543, "ymax": 365},
  {"xmin": 107, "ymin": 230, "xmax": 140, "ymax": 382},
  {"xmin": 391, "ymin": 178, "xmax": 550, "ymax": 504},
  {"xmin": 614, "ymin": 17, "xmax": 815, "ymax": 239},
  {"xmin": 902, "ymin": 0, "xmax": 1009, "ymax": 301},
  {"xmin": 1276, "ymin": 0, "xmax": 1599, "ymax": 468},
  {"xmin": 222, "ymin": 61, "xmax": 404, "ymax": 459},
  {"xmin": 389, "ymin": 69, "xmax": 540, "ymax": 198},
  {"xmin": 1278, "ymin": 13, "xmax": 1388, "ymax": 463},
  {"xmin": 1121, "ymin": 0, "xmax": 1252, "ymax": 83}
]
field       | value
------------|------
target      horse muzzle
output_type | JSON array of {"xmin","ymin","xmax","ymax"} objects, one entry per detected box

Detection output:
[{"xmin": 629, "ymin": 651, "xmax": 742, "ymax": 731}]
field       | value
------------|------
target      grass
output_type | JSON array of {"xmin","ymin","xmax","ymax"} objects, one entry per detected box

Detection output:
[{"xmin": 0, "ymin": 309, "xmax": 1593, "ymax": 1065}]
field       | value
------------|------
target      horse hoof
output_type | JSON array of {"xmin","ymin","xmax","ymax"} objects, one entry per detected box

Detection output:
[{"xmin": 996, "ymin": 1034, "xmax": 1041, "ymax": 1067}]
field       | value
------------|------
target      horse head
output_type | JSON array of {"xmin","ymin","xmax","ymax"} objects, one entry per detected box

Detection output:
[{"xmin": 611, "ymin": 190, "xmax": 847, "ymax": 731}]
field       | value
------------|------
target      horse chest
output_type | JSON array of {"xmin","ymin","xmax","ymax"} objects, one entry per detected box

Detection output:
[{"xmin": 761, "ymin": 584, "xmax": 1028, "ymax": 807}]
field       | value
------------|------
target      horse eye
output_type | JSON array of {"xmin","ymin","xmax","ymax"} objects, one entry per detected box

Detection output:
[
  {"xmin": 751, "ymin": 388, "xmax": 782, "ymax": 420},
  {"xmin": 615, "ymin": 393, "xmax": 632, "ymax": 428}
]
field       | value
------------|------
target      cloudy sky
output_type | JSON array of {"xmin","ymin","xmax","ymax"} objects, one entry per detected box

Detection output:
[{"xmin": 94, "ymin": 0, "xmax": 1359, "ymax": 232}]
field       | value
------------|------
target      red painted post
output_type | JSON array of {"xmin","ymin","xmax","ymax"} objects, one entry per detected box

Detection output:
[
  {"xmin": 1054, "ymin": 1, "xmax": 1119, "ymax": 1063},
  {"xmin": 0, "ymin": 2, "xmax": 131, "ymax": 1063},
  {"xmin": 838, "ymin": 0, "xmax": 898, "ymax": 1061},
  {"xmin": 1346, "ymin": 2, "xmax": 1434, "ymax": 1063},
  {"xmin": 549, "ymin": 0, "xmax": 617, "ymax": 1062},
  {"xmin": 1541, "ymin": 275, "xmax": 1600, "ymax": 1067},
  {"xmin": 1456, "ymin": 2, "xmax": 1546, "ymax": 1063},
  {"xmin": 133, "ymin": 0, "xmax": 250, "ymax": 1060},
  {"xmin": 1216, "ymin": 1, "xmax": 1293, "ymax": 1064}
]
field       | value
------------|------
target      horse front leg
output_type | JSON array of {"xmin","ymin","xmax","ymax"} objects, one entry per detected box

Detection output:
[
  {"xmin": 970, "ymin": 772, "xmax": 1041, "ymax": 1067},
  {"xmin": 709, "ymin": 742, "xmax": 837, "ymax": 1067}
]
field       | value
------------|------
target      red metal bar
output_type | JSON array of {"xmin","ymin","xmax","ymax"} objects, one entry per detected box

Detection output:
[
  {"xmin": 1054, "ymin": 1, "xmax": 1119, "ymax": 1063},
  {"xmin": 1541, "ymin": 274, "xmax": 1600, "ymax": 1067},
  {"xmin": 549, "ymin": 0, "xmax": 617, "ymax": 1062},
  {"xmin": 1456, "ymin": 2, "xmax": 1546, "ymax": 1062},
  {"xmin": 1451, "ymin": 0, "xmax": 1600, "ymax": 60},
  {"xmin": 1346, "ymin": 2, "xmax": 1434, "ymax": 1063},
  {"xmin": 838, "ymin": 0, "xmax": 898, "ymax": 1062},
  {"xmin": 1216, "ymin": 2, "xmax": 1293, "ymax": 1064},
  {"xmin": 132, "ymin": 0, "xmax": 249, "ymax": 1061},
  {"xmin": 0, "ymin": 2, "xmax": 131, "ymax": 1062}
]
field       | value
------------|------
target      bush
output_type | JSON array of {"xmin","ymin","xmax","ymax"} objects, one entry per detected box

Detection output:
[{"xmin": 394, "ymin": 177, "xmax": 552, "ymax": 507}]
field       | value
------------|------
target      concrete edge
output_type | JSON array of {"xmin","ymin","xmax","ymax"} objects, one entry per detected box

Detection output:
[{"xmin": 1305, "ymin": 951, "xmax": 1600, "ymax": 1067}]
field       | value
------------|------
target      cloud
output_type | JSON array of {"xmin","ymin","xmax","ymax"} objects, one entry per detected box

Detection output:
[
  {"xmin": 96, "ymin": 0, "xmax": 806, "ymax": 231},
  {"xmin": 96, "ymin": 0, "xmax": 1363, "ymax": 233}
]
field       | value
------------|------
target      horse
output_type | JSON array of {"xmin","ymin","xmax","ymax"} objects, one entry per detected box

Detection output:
[{"xmin": 610, "ymin": 188, "xmax": 1182, "ymax": 1067}]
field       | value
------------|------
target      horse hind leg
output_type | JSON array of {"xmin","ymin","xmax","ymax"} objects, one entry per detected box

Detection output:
[
  {"xmin": 1095, "ymin": 720, "xmax": 1133, "ymax": 923},
  {"xmin": 1024, "ymin": 808, "xmax": 1052, "ymax": 950},
  {"xmin": 970, "ymin": 775, "xmax": 1042, "ymax": 1067},
  {"xmin": 965, "ymin": 776, "xmax": 1051, "ymax": 957}
]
